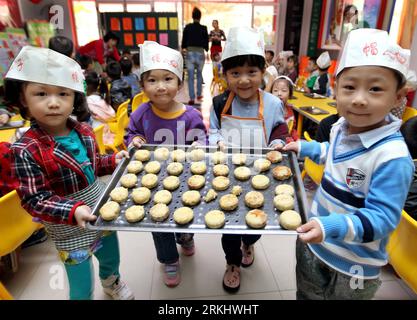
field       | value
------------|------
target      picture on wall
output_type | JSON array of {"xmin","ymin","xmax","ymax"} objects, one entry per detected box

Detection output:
[
  {"xmin": 101, "ymin": 12, "xmax": 179, "ymax": 52},
  {"xmin": 319, "ymin": 0, "xmax": 386, "ymax": 50}
]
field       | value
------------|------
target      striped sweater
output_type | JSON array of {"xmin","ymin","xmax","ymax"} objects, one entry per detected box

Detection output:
[{"xmin": 300, "ymin": 116, "xmax": 413, "ymax": 278}]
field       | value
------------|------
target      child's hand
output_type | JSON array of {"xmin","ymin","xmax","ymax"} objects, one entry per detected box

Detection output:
[
  {"xmin": 271, "ymin": 142, "xmax": 285, "ymax": 150},
  {"xmin": 283, "ymin": 141, "xmax": 300, "ymax": 153},
  {"xmin": 297, "ymin": 220, "xmax": 323, "ymax": 243},
  {"xmin": 130, "ymin": 136, "xmax": 144, "ymax": 149},
  {"xmin": 115, "ymin": 150, "xmax": 129, "ymax": 165},
  {"xmin": 217, "ymin": 141, "xmax": 226, "ymax": 152},
  {"xmin": 74, "ymin": 205, "xmax": 96, "ymax": 228}
]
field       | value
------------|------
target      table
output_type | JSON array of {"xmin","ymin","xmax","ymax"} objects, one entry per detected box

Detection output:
[
  {"xmin": 0, "ymin": 115, "xmax": 29, "ymax": 143},
  {"xmin": 288, "ymin": 91, "xmax": 338, "ymax": 137}
]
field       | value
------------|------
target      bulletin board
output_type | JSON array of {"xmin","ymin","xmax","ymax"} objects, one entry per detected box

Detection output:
[
  {"xmin": 0, "ymin": 28, "xmax": 28, "ymax": 86},
  {"xmin": 26, "ymin": 20, "xmax": 55, "ymax": 48},
  {"xmin": 100, "ymin": 12, "xmax": 179, "ymax": 51}
]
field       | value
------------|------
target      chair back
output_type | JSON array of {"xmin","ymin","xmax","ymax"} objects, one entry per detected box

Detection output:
[
  {"xmin": 131, "ymin": 92, "xmax": 150, "ymax": 113},
  {"xmin": 387, "ymin": 210, "xmax": 417, "ymax": 293},
  {"xmin": 402, "ymin": 107, "xmax": 417, "ymax": 123},
  {"xmin": 93, "ymin": 124, "xmax": 106, "ymax": 155},
  {"xmin": 113, "ymin": 109, "xmax": 128, "ymax": 148},
  {"xmin": 116, "ymin": 99, "xmax": 129, "ymax": 119},
  {"xmin": 0, "ymin": 191, "xmax": 41, "ymax": 257}
]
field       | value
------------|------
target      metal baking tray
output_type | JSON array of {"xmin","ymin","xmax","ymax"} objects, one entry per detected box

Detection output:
[
  {"xmin": 87, "ymin": 144, "xmax": 308, "ymax": 235},
  {"xmin": 299, "ymin": 106, "xmax": 329, "ymax": 115},
  {"xmin": 303, "ymin": 93, "xmax": 326, "ymax": 99},
  {"xmin": 327, "ymin": 102, "xmax": 337, "ymax": 107},
  {"xmin": 0, "ymin": 120, "xmax": 25, "ymax": 130}
]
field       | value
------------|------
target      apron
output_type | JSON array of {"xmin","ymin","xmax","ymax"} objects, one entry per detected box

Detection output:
[
  {"xmin": 220, "ymin": 90, "xmax": 268, "ymax": 148},
  {"xmin": 42, "ymin": 179, "xmax": 105, "ymax": 254}
]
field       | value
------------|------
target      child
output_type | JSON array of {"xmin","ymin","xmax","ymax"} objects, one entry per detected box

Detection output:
[
  {"xmin": 285, "ymin": 55, "xmax": 298, "ymax": 84},
  {"xmin": 120, "ymin": 56, "xmax": 141, "ymax": 97},
  {"xmin": 305, "ymin": 51, "xmax": 331, "ymax": 96},
  {"xmin": 269, "ymin": 75, "xmax": 299, "ymax": 142},
  {"xmin": 125, "ymin": 41, "xmax": 207, "ymax": 287},
  {"xmin": 132, "ymin": 53, "xmax": 141, "ymax": 79},
  {"xmin": 209, "ymin": 27, "xmax": 288, "ymax": 292},
  {"xmin": 49, "ymin": 35, "xmax": 74, "ymax": 58},
  {"xmin": 85, "ymin": 71, "xmax": 115, "ymax": 128},
  {"xmin": 5, "ymin": 46, "xmax": 134, "ymax": 300},
  {"xmin": 400, "ymin": 117, "xmax": 417, "ymax": 221},
  {"xmin": 283, "ymin": 29, "xmax": 414, "ymax": 299},
  {"xmin": 106, "ymin": 61, "xmax": 132, "ymax": 111},
  {"xmin": 265, "ymin": 50, "xmax": 274, "ymax": 67},
  {"xmin": 303, "ymin": 56, "xmax": 319, "ymax": 92},
  {"xmin": 78, "ymin": 55, "xmax": 94, "ymax": 74}
]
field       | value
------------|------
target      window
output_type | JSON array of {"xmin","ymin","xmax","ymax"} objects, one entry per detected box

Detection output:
[
  {"xmin": 126, "ymin": 4, "xmax": 152, "ymax": 12},
  {"xmin": 154, "ymin": 2, "xmax": 177, "ymax": 12},
  {"xmin": 98, "ymin": 3, "xmax": 124, "ymax": 12},
  {"xmin": 73, "ymin": 1, "xmax": 100, "ymax": 46}
]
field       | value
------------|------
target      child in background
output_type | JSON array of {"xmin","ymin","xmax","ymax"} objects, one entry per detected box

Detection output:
[
  {"xmin": 210, "ymin": 27, "xmax": 288, "ymax": 292},
  {"xmin": 120, "ymin": 56, "xmax": 141, "ymax": 97},
  {"xmin": 48, "ymin": 35, "xmax": 74, "ymax": 58},
  {"xmin": 305, "ymin": 51, "xmax": 331, "ymax": 97},
  {"xmin": 400, "ymin": 117, "xmax": 417, "ymax": 221},
  {"xmin": 285, "ymin": 55, "xmax": 298, "ymax": 84},
  {"xmin": 303, "ymin": 56, "xmax": 319, "ymax": 92},
  {"xmin": 5, "ymin": 46, "xmax": 134, "ymax": 300},
  {"xmin": 85, "ymin": 71, "xmax": 115, "ymax": 128},
  {"xmin": 106, "ymin": 61, "xmax": 132, "ymax": 111},
  {"xmin": 269, "ymin": 75, "xmax": 299, "ymax": 142},
  {"xmin": 125, "ymin": 41, "xmax": 207, "ymax": 287},
  {"xmin": 132, "ymin": 53, "xmax": 141, "ymax": 79},
  {"xmin": 265, "ymin": 50, "xmax": 274, "ymax": 67},
  {"xmin": 283, "ymin": 29, "xmax": 414, "ymax": 299},
  {"xmin": 78, "ymin": 55, "xmax": 94, "ymax": 74}
]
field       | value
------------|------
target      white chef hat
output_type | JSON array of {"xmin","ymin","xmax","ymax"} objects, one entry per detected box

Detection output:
[
  {"xmin": 221, "ymin": 27, "xmax": 265, "ymax": 62},
  {"xmin": 139, "ymin": 41, "xmax": 183, "ymax": 80},
  {"xmin": 406, "ymin": 70, "xmax": 417, "ymax": 90},
  {"xmin": 5, "ymin": 46, "xmax": 85, "ymax": 93},
  {"xmin": 336, "ymin": 28, "xmax": 410, "ymax": 81},
  {"xmin": 274, "ymin": 75, "xmax": 295, "ymax": 87},
  {"xmin": 317, "ymin": 51, "xmax": 331, "ymax": 69}
]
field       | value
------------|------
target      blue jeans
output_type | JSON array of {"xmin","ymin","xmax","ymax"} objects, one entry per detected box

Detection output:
[
  {"xmin": 186, "ymin": 51, "xmax": 205, "ymax": 100},
  {"xmin": 64, "ymin": 232, "xmax": 120, "ymax": 300},
  {"xmin": 152, "ymin": 232, "xmax": 194, "ymax": 264}
]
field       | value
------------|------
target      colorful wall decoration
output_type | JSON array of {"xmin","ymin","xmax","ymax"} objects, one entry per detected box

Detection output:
[{"xmin": 100, "ymin": 12, "xmax": 179, "ymax": 51}]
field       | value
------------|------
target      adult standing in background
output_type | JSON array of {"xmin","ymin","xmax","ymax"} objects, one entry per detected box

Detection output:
[
  {"xmin": 78, "ymin": 31, "xmax": 120, "ymax": 75},
  {"xmin": 209, "ymin": 20, "xmax": 226, "ymax": 60},
  {"xmin": 181, "ymin": 7, "xmax": 209, "ymax": 105}
]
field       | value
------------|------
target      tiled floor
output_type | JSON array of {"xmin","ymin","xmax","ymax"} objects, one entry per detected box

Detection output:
[{"xmin": 2, "ymin": 63, "xmax": 417, "ymax": 300}]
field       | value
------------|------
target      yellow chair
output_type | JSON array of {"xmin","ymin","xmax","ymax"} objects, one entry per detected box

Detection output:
[
  {"xmin": 93, "ymin": 124, "xmax": 106, "ymax": 155},
  {"xmin": 131, "ymin": 92, "xmax": 149, "ymax": 113},
  {"xmin": 107, "ymin": 99, "xmax": 130, "ymax": 133},
  {"xmin": 387, "ymin": 210, "xmax": 417, "ymax": 293},
  {"xmin": 402, "ymin": 106, "xmax": 417, "ymax": 123},
  {"xmin": 0, "ymin": 190, "xmax": 42, "ymax": 299},
  {"xmin": 210, "ymin": 66, "xmax": 227, "ymax": 96},
  {"xmin": 301, "ymin": 131, "xmax": 325, "ymax": 185},
  {"xmin": 104, "ymin": 109, "xmax": 128, "ymax": 153},
  {"xmin": 0, "ymin": 281, "xmax": 13, "ymax": 300}
]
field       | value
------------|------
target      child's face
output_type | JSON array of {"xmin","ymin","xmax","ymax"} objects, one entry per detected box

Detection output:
[
  {"xmin": 265, "ymin": 52, "xmax": 273, "ymax": 63},
  {"xmin": 225, "ymin": 63, "xmax": 263, "ymax": 103},
  {"xmin": 142, "ymin": 69, "xmax": 180, "ymax": 109},
  {"xmin": 271, "ymin": 80, "xmax": 290, "ymax": 104},
  {"xmin": 287, "ymin": 59, "xmax": 295, "ymax": 70},
  {"xmin": 22, "ymin": 82, "xmax": 75, "ymax": 133},
  {"xmin": 336, "ymin": 66, "xmax": 405, "ymax": 134},
  {"xmin": 307, "ymin": 60, "xmax": 317, "ymax": 72}
]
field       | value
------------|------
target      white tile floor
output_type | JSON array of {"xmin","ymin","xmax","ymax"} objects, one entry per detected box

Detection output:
[{"xmin": 2, "ymin": 63, "xmax": 417, "ymax": 300}]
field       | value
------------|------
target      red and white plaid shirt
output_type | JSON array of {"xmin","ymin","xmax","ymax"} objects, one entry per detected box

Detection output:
[{"xmin": 11, "ymin": 119, "xmax": 116, "ymax": 225}]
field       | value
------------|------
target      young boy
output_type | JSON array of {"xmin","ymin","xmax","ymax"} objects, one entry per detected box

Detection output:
[
  {"xmin": 209, "ymin": 26, "xmax": 288, "ymax": 292},
  {"xmin": 305, "ymin": 51, "xmax": 331, "ymax": 96},
  {"xmin": 283, "ymin": 28, "xmax": 414, "ymax": 299},
  {"xmin": 106, "ymin": 61, "xmax": 132, "ymax": 111},
  {"xmin": 120, "ymin": 56, "xmax": 141, "ymax": 97},
  {"xmin": 303, "ymin": 56, "xmax": 319, "ymax": 92}
]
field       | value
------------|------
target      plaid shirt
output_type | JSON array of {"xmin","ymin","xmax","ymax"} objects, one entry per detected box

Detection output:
[
  {"xmin": 11, "ymin": 119, "xmax": 116, "ymax": 226},
  {"xmin": 0, "ymin": 142, "xmax": 18, "ymax": 197}
]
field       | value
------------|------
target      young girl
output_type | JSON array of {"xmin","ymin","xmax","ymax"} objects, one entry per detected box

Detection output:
[
  {"xmin": 269, "ymin": 76, "xmax": 299, "ymax": 142},
  {"xmin": 85, "ymin": 71, "xmax": 115, "ymax": 128},
  {"xmin": 125, "ymin": 41, "xmax": 207, "ymax": 287},
  {"xmin": 285, "ymin": 55, "xmax": 298, "ymax": 84},
  {"xmin": 5, "ymin": 46, "xmax": 134, "ymax": 300}
]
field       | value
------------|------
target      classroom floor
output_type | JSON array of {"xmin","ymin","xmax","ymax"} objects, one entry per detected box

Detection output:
[{"xmin": 2, "ymin": 62, "xmax": 417, "ymax": 300}]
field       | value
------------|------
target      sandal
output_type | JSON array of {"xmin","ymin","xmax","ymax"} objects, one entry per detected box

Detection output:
[
  {"xmin": 222, "ymin": 264, "xmax": 241, "ymax": 293},
  {"xmin": 241, "ymin": 243, "xmax": 255, "ymax": 268}
]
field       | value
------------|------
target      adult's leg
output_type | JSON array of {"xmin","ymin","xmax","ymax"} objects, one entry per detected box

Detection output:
[
  {"xmin": 196, "ymin": 52, "xmax": 205, "ymax": 98},
  {"xmin": 186, "ymin": 52, "xmax": 196, "ymax": 101}
]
